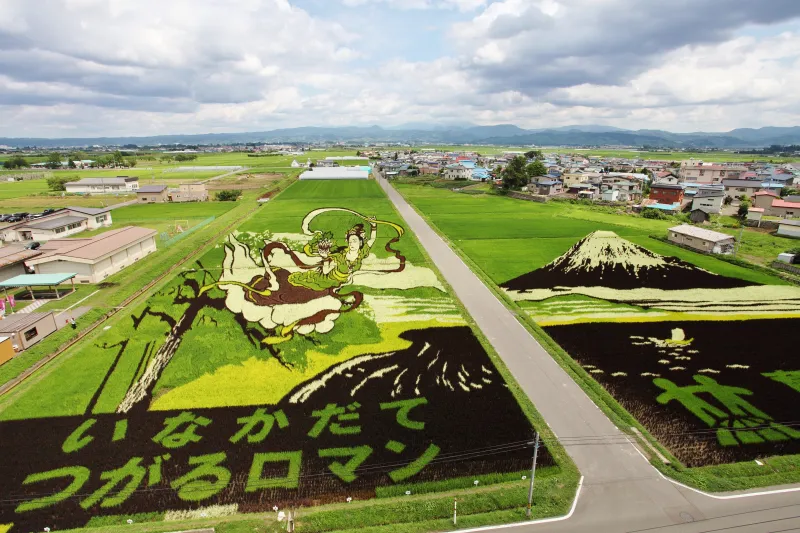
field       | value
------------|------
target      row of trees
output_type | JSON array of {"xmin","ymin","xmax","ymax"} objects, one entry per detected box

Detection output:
[{"xmin": 160, "ymin": 153, "xmax": 198, "ymax": 163}]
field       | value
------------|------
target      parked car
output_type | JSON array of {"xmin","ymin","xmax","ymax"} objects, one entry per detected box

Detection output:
[
  {"xmin": 5, "ymin": 216, "xmax": 22, "ymax": 223},
  {"xmin": 23, "ymin": 241, "xmax": 41, "ymax": 250},
  {"xmin": 11, "ymin": 212, "xmax": 28, "ymax": 218},
  {"xmin": 0, "ymin": 214, "xmax": 11, "ymax": 222},
  {"xmin": 42, "ymin": 208, "xmax": 56, "ymax": 215}
]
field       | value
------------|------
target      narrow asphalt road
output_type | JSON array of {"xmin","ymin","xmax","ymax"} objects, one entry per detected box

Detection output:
[{"xmin": 377, "ymin": 173, "xmax": 800, "ymax": 533}]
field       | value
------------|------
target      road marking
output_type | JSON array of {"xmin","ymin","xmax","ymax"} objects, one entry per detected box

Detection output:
[{"xmin": 59, "ymin": 289, "xmax": 100, "ymax": 312}]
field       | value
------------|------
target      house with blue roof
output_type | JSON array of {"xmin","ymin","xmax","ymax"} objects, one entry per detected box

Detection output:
[{"xmin": 471, "ymin": 167, "xmax": 490, "ymax": 181}]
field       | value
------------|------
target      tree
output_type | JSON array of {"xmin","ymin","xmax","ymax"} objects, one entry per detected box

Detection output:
[
  {"xmin": 45, "ymin": 152, "xmax": 63, "ymax": 169},
  {"xmin": 524, "ymin": 149, "xmax": 543, "ymax": 159},
  {"xmin": 126, "ymin": 157, "xmax": 138, "ymax": 168},
  {"xmin": 724, "ymin": 195, "xmax": 733, "ymax": 205},
  {"xmin": 69, "ymin": 150, "xmax": 88, "ymax": 162},
  {"xmin": 737, "ymin": 200, "xmax": 750, "ymax": 218},
  {"xmin": 46, "ymin": 175, "xmax": 80, "ymax": 191},
  {"xmin": 215, "ymin": 190, "xmax": 242, "ymax": 201},
  {"xmin": 68, "ymin": 159, "xmax": 77, "ymax": 169},
  {"xmin": 781, "ymin": 187, "xmax": 799, "ymax": 198},
  {"xmin": 501, "ymin": 156, "xmax": 529, "ymax": 190},
  {"xmin": 3, "ymin": 155, "xmax": 30, "ymax": 169},
  {"xmin": 160, "ymin": 155, "xmax": 175, "ymax": 164},
  {"xmin": 525, "ymin": 160, "xmax": 548, "ymax": 180},
  {"xmin": 111, "ymin": 151, "xmax": 125, "ymax": 167}
]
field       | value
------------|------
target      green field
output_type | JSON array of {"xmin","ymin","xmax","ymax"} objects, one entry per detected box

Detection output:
[
  {"xmin": 397, "ymin": 183, "xmax": 800, "ymax": 491},
  {"xmin": 0, "ymin": 179, "xmax": 577, "ymax": 533}
]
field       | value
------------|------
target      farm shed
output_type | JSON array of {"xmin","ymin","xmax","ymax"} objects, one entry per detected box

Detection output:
[
  {"xmin": 26, "ymin": 227, "xmax": 158, "ymax": 284},
  {"xmin": 136, "ymin": 185, "xmax": 169, "ymax": 203},
  {"xmin": 777, "ymin": 219, "xmax": 800, "ymax": 238},
  {"xmin": 0, "ymin": 311, "xmax": 58, "ymax": 350},
  {"xmin": 299, "ymin": 168, "xmax": 370, "ymax": 180},
  {"xmin": 0, "ymin": 273, "xmax": 77, "ymax": 301},
  {"xmin": 667, "ymin": 224, "xmax": 735, "ymax": 255}
]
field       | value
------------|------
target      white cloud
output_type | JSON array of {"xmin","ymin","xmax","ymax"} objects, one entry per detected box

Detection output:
[{"xmin": 1, "ymin": 0, "xmax": 800, "ymax": 137}]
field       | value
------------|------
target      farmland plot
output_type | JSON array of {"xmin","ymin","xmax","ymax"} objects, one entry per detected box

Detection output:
[
  {"xmin": 398, "ymin": 185, "xmax": 800, "ymax": 469},
  {"xmin": 0, "ymin": 181, "xmax": 542, "ymax": 533}
]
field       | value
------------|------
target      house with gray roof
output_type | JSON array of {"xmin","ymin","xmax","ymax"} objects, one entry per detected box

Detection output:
[{"xmin": 1, "ymin": 207, "xmax": 113, "ymax": 244}]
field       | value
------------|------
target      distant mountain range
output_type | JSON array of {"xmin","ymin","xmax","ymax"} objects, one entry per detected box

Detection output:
[
  {"xmin": 500, "ymin": 231, "xmax": 755, "ymax": 292},
  {"xmin": 3, "ymin": 124, "xmax": 800, "ymax": 148}
]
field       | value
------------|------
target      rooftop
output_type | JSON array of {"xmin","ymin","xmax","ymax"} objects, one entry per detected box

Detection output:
[
  {"xmin": 30, "ymin": 226, "xmax": 157, "ymax": 263},
  {"xmin": 772, "ymin": 199, "xmax": 800, "ymax": 209},
  {"xmin": 778, "ymin": 219, "xmax": 800, "ymax": 227},
  {"xmin": 137, "ymin": 185, "xmax": 168, "ymax": 193},
  {"xmin": 66, "ymin": 177, "xmax": 137, "ymax": 186},
  {"xmin": 66, "ymin": 206, "xmax": 112, "ymax": 215},
  {"xmin": 651, "ymin": 183, "xmax": 683, "ymax": 190},
  {"xmin": 669, "ymin": 224, "xmax": 734, "ymax": 243},
  {"xmin": 0, "ymin": 273, "xmax": 76, "ymax": 288},
  {"xmin": 0, "ymin": 245, "xmax": 41, "ymax": 268},
  {"xmin": 22, "ymin": 215, "xmax": 86, "ymax": 231},
  {"xmin": 0, "ymin": 311, "xmax": 55, "ymax": 333}
]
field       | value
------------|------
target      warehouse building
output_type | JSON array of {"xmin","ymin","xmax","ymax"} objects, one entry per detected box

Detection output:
[{"xmin": 299, "ymin": 167, "xmax": 370, "ymax": 180}]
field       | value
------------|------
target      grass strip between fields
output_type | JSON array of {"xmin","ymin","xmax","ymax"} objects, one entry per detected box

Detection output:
[{"xmin": 395, "ymin": 184, "xmax": 800, "ymax": 493}]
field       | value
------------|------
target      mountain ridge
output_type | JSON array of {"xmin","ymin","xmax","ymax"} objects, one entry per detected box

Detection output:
[{"xmin": 2, "ymin": 125, "xmax": 800, "ymax": 148}]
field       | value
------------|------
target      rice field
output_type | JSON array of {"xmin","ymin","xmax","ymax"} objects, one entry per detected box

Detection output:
[
  {"xmin": 398, "ymin": 184, "xmax": 800, "ymax": 468},
  {"xmin": 0, "ymin": 180, "xmax": 568, "ymax": 533}
]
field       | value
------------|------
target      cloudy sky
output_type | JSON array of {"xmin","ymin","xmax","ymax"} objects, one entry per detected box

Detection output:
[{"xmin": 2, "ymin": 0, "xmax": 800, "ymax": 137}]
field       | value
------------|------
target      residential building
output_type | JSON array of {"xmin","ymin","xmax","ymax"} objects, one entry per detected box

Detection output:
[
  {"xmin": 679, "ymin": 161, "xmax": 746, "ymax": 183},
  {"xmin": 691, "ymin": 188, "xmax": 725, "ymax": 214},
  {"xmin": 722, "ymin": 179, "xmax": 763, "ymax": 201},
  {"xmin": 752, "ymin": 190, "xmax": 781, "ymax": 210},
  {"xmin": 777, "ymin": 219, "xmax": 800, "ymax": 238},
  {"xmin": 65, "ymin": 177, "xmax": 139, "ymax": 194},
  {"xmin": 0, "ymin": 336, "xmax": 13, "ymax": 365},
  {"xmin": 0, "ymin": 245, "xmax": 41, "ymax": 283},
  {"xmin": 136, "ymin": 185, "xmax": 169, "ymax": 203},
  {"xmin": 667, "ymin": 224, "xmax": 735, "ymax": 254},
  {"xmin": 170, "ymin": 183, "xmax": 208, "ymax": 202},
  {"xmin": 0, "ymin": 312, "xmax": 58, "ymax": 350},
  {"xmin": 649, "ymin": 183, "xmax": 684, "ymax": 205},
  {"xmin": 471, "ymin": 168, "xmax": 490, "ymax": 181},
  {"xmin": 27, "ymin": 226, "xmax": 158, "ymax": 284},
  {"xmin": 1, "ymin": 207, "xmax": 113, "ymax": 244},
  {"xmin": 766, "ymin": 198, "xmax": 800, "ymax": 218},
  {"xmin": 443, "ymin": 164, "xmax": 472, "ymax": 180},
  {"xmin": 531, "ymin": 178, "xmax": 563, "ymax": 196}
]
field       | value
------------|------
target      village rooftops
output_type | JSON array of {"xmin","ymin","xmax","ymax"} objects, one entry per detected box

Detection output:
[
  {"xmin": 650, "ymin": 183, "xmax": 683, "ymax": 190},
  {"xmin": 668, "ymin": 224, "xmax": 734, "ymax": 243},
  {"xmin": 753, "ymin": 190, "xmax": 779, "ymax": 197}
]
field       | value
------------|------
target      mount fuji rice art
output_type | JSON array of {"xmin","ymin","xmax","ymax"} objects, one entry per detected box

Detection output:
[
  {"xmin": 502, "ymin": 230, "xmax": 800, "ymax": 466},
  {"xmin": 0, "ymin": 208, "xmax": 540, "ymax": 533}
]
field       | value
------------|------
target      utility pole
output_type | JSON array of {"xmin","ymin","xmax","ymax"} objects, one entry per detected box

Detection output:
[
  {"xmin": 526, "ymin": 432, "xmax": 540, "ymax": 519},
  {"xmin": 733, "ymin": 226, "xmax": 744, "ymax": 258}
]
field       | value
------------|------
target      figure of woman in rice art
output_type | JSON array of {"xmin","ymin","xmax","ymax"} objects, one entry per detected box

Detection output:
[{"xmin": 203, "ymin": 209, "xmax": 403, "ymax": 345}]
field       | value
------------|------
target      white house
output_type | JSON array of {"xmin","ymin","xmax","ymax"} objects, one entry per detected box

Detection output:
[
  {"xmin": 443, "ymin": 164, "xmax": 472, "ymax": 180},
  {"xmin": 27, "ymin": 226, "xmax": 158, "ymax": 283},
  {"xmin": 668, "ymin": 225, "xmax": 735, "ymax": 254},
  {"xmin": 65, "ymin": 177, "xmax": 139, "ymax": 194},
  {"xmin": 691, "ymin": 188, "xmax": 725, "ymax": 214}
]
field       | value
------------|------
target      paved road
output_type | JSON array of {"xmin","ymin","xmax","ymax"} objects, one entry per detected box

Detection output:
[{"xmin": 377, "ymin": 174, "xmax": 800, "ymax": 533}]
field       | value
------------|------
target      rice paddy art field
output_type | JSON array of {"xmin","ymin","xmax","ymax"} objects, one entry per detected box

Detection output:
[
  {"xmin": 0, "ymin": 180, "xmax": 568, "ymax": 533},
  {"xmin": 397, "ymin": 185, "xmax": 800, "ymax": 474}
]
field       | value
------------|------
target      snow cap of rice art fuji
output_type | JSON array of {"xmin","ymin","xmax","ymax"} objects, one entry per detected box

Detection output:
[{"xmin": 0, "ymin": 206, "xmax": 541, "ymax": 533}]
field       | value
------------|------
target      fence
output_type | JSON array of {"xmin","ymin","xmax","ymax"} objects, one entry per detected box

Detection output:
[
  {"xmin": 160, "ymin": 216, "xmax": 216, "ymax": 247},
  {"xmin": 772, "ymin": 261, "xmax": 800, "ymax": 276}
]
